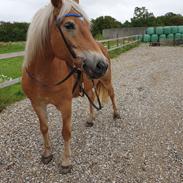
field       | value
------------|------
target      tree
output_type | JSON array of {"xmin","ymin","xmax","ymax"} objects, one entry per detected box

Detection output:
[
  {"xmin": 0, "ymin": 22, "xmax": 29, "ymax": 42},
  {"xmin": 91, "ymin": 16, "xmax": 122, "ymax": 37},
  {"xmin": 156, "ymin": 13, "xmax": 183, "ymax": 26},
  {"xmin": 131, "ymin": 7, "xmax": 155, "ymax": 27},
  {"xmin": 122, "ymin": 20, "xmax": 132, "ymax": 27}
]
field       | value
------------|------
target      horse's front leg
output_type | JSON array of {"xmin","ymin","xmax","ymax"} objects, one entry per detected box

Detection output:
[
  {"xmin": 31, "ymin": 102, "xmax": 53, "ymax": 164},
  {"xmin": 57, "ymin": 99, "xmax": 72, "ymax": 174},
  {"xmin": 86, "ymin": 90, "xmax": 96, "ymax": 127}
]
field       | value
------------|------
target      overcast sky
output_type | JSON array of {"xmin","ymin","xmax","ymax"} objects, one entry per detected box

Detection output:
[{"xmin": 0, "ymin": 0, "xmax": 182, "ymax": 23}]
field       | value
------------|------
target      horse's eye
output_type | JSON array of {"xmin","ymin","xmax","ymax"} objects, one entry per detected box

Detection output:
[{"xmin": 64, "ymin": 22, "xmax": 75, "ymax": 30}]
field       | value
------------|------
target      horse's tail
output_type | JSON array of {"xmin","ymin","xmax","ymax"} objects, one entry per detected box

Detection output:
[{"xmin": 96, "ymin": 81, "xmax": 109, "ymax": 104}]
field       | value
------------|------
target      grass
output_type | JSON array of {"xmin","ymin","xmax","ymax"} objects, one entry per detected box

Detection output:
[
  {"xmin": 0, "ymin": 42, "xmax": 25, "ymax": 54},
  {"xmin": 0, "ymin": 42, "xmax": 140, "ymax": 112},
  {"xmin": 109, "ymin": 42, "xmax": 140, "ymax": 59},
  {"xmin": 0, "ymin": 57, "xmax": 23, "ymax": 79},
  {"xmin": 0, "ymin": 83, "xmax": 25, "ymax": 112},
  {"xmin": 0, "ymin": 56, "xmax": 24, "ymax": 111}
]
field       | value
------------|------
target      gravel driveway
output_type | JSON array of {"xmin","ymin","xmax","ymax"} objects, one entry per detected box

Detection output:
[{"xmin": 0, "ymin": 44, "xmax": 183, "ymax": 183}]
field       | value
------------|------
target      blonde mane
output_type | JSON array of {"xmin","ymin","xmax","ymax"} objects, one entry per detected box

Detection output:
[{"xmin": 23, "ymin": 0, "xmax": 89, "ymax": 68}]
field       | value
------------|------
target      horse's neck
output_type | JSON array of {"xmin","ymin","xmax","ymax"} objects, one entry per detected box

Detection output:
[
  {"xmin": 29, "ymin": 50, "xmax": 54, "ymax": 74},
  {"xmin": 28, "ymin": 52, "xmax": 70, "ymax": 83}
]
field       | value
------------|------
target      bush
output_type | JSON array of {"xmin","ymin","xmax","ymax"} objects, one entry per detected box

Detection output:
[{"xmin": 0, "ymin": 22, "xmax": 29, "ymax": 42}]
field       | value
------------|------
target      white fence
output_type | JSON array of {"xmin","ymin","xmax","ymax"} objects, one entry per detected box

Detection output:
[{"xmin": 0, "ymin": 35, "xmax": 140, "ymax": 89}]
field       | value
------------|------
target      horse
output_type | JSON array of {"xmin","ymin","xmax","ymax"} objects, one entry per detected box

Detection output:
[{"xmin": 22, "ymin": 0, "xmax": 120, "ymax": 174}]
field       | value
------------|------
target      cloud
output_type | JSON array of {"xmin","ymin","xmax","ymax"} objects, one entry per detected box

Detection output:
[
  {"xmin": 0, "ymin": 0, "xmax": 49, "ymax": 22},
  {"xmin": 0, "ymin": 0, "xmax": 182, "ymax": 23},
  {"xmin": 81, "ymin": 0, "xmax": 183, "ymax": 22}
]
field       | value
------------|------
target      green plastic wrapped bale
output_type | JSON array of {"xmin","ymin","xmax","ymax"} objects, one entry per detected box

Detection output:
[
  {"xmin": 178, "ymin": 26, "xmax": 183, "ymax": 33},
  {"xmin": 171, "ymin": 26, "xmax": 178, "ymax": 34},
  {"xmin": 167, "ymin": 33, "xmax": 174, "ymax": 41},
  {"xmin": 156, "ymin": 27, "xmax": 163, "ymax": 35},
  {"xmin": 146, "ymin": 27, "xmax": 154, "ymax": 35},
  {"xmin": 151, "ymin": 34, "xmax": 159, "ymax": 42},
  {"xmin": 143, "ymin": 34, "xmax": 151, "ymax": 42},
  {"xmin": 163, "ymin": 26, "xmax": 171, "ymax": 34},
  {"xmin": 181, "ymin": 34, "xmax": 183, "ymax": 39},
  {"xmin": 159, "ymin": 34, "xmax": 166, "ymax": 41},
  {"xmin": 175, "ymin": 33, "xmax": 181, "ymax": 40}
]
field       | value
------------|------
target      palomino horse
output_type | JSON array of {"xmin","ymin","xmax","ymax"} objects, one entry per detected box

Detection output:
[{"xmin": 22, "ymin": 0, "xmax": 120, "ymax": 174}]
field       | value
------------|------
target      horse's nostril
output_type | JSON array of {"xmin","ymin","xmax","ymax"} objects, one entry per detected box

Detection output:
[
  {"xmin": 83, "ymin": 63, "xmax": 87, "ymax": 70},
  {"xmin": 96, "ymin": 62, "xmax": 103, "ymax": 70},
  {"xmin": 96, "ymin": 61, "xmax": 107, "ymax": 73}
]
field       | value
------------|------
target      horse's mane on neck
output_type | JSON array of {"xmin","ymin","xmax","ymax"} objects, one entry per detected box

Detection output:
[{"xmin": 23, "ymin": 0, "xmax": 89, "ymax": 68}]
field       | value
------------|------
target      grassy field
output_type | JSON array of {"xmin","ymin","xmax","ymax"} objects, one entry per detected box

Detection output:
[
  {"xmin": 109, "ymin": 41, "xmax": 139, "ymax": 58},
  {"xmin": 0, "ymin": 57, "xmax": 23, "ymax": 79},
  {"xmin": 0, "ymin": 42, "xmax": 139, "ymax": 112},
  {"xmin": 0, "ymin": 42, "xmax": 25, "ymax": 54},
  {"xmin": 0, "ymin": 56, "xmax": 24, "ymax": 112},
  {"xmin": 0, "ymin": 84, "xmax": 25, "ymax": 112}
]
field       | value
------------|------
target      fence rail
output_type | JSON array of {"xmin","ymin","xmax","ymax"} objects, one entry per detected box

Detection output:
[
  {"xmin": 98, "ymin": 34, "xmax": 140, "ymax": 51},
  {"xmin": 0, "ymin": 51, "xmax": 25, "ymax": 60},
  {"xmin": 0, "ymin": 35, "xmax": 140, "ymax": 89},
  {"xmin": 0, "ymin": 78, "xmax": 21, "ymax": 89}
]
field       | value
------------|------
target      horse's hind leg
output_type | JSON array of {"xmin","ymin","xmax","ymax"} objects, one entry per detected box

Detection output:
[
  {"xmin": 57, "ymin": 99, "xmax": 72, "ymax": 174},
  {"xmin": 86, "ymin": 90, "xmax": 95, "ymax": 127},
  {"xmin": 32, "ymin": 102, "xmax": 53, "ymax": 164},
  {"xmin": 108, "ymin": 85, "xmax": 121, "ymax": 119},
  {"xmin": 102, "ymin": 82, "xmax": 121, "ymax": 119}
]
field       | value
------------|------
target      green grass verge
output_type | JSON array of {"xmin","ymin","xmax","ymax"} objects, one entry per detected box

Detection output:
[
  {"xmin": 0, "ymin": 83, "xmax": 25, "ymax": 112},
  {"xmin": 0, "ymin": 56, "xmax": 24, "ymax": 111},
  {"xmin": 0, "ymin": 42, "xmax": 25, "ymax": 54},
  {"xmin": 0, "ymin": 57, "xmax": 23, "ymax": 79},
  {"xmin": 109, "ymin": 42, "xmax": 140, "ymax": 59}
]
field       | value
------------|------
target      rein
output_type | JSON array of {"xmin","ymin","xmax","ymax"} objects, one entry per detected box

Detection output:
[
  {"xmin": 26, "ymin": 67, "xmax": 102, "ymax": 111},
  {"xmin": 26, "ymin": 13, "xmax": 102, "ymax": 111}
]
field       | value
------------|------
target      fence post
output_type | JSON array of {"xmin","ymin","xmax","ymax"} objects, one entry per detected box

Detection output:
[
  {"xmin": 117, "ymin": 34, "xmax": 119, "ymax": 47},
  {"xmin": 107, "ymin": 41, "xmax": 110, "ymax": 49}
]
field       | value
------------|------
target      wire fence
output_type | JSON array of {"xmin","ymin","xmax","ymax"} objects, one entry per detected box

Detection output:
[{"xmin": 0, "ymin": 35, "xmax": 141, "ymax": 89}]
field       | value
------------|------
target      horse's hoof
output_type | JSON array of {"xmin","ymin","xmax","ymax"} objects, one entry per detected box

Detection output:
[
  {"xmin": 59, "ymin": 165, "xmax": 72, "ymax": 174},
  {"xmin": 113, "ymin": 112, "xmax": 121, "ymax": 120},
  {"xmin": 41, "ymin": 154, "xmax": 53, "ymax": 164},
  {"xmin": 85, "ymin": 122, "xmax": 94, "ymax": 127}
]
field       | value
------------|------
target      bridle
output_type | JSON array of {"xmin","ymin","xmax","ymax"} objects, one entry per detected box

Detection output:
[
  {"xmin": 26, "ymin": 12, "xmax": 102, "ymax": 111},
  {"xmin": 55, "ymin": 13, "xmax": 81, "ymax": 59}
]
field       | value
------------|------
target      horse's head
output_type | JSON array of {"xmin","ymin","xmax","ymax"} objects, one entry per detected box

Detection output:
[{"xmin": 50, "ymin": 0, "xmax": 108, "ymax": 79}]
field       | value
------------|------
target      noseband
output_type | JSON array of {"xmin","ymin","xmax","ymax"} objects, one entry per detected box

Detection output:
[{"xmin": 26, "ymin": 13, "xmax": 102, "ymax": 111}]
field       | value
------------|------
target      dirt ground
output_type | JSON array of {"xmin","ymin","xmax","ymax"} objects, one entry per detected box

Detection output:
[{"xmin": 0, "ymin": 44, "xmax": 183, "ymax": 183}]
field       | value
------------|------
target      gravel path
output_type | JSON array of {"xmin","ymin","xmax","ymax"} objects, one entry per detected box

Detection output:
[{"xmin": 0, "ymin": 44, "xmax": 183, "ymax": 183}]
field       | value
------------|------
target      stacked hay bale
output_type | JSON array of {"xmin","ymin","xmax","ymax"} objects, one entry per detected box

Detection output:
[{"xmin": 142, "ymin": 25, "xmax": 183, "ymax": 44}]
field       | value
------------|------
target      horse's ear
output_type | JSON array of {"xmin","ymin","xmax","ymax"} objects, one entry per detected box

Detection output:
[
  {"xmin": 51, "ymin": 0, "xmax": 63, "ymax": 8},
  {"xmin": 73, "ymin": 0, "xmax": 79, "ymax": 4}
]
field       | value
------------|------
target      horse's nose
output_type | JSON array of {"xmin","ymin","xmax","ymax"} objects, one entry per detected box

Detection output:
[{"xmin": 95, "ymin": 60, "xmax": 108, "ymax": 74}]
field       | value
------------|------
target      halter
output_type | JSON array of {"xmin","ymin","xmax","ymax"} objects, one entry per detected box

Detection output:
[{"xmin": 26, "ymin": 13, "xmax": 102, "ymax": 111}]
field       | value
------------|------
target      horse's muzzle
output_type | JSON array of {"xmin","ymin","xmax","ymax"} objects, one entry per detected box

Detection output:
[{"xmin": 83, "ymin": 59, "xmax": 108, "ymax": 79}]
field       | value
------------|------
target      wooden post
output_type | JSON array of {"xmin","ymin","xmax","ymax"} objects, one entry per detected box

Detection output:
[
  {"xmin": 117, "ymin": 34, "xmax": 119, "ymax": 47},
  {"xmin": 107, "ymin": 41, "xmax": 110, "ymax": 49}
]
